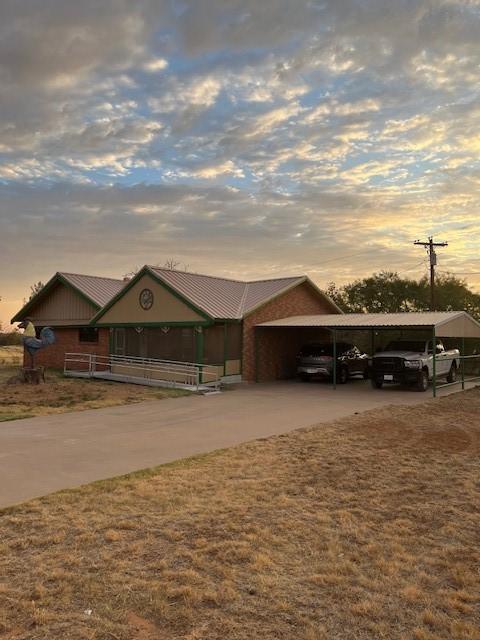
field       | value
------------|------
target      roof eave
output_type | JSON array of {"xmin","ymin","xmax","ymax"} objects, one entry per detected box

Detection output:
[
  {"xmin": 90, "ymin": 265, "xmax": 214, "ymax": 325},
  {"xmin": 242, "ymin": 277, "xmax": 343, "ymax": 319},
  {"xmin": 10, "ymin": 272, "xmax": 100, "ymax": 324}
]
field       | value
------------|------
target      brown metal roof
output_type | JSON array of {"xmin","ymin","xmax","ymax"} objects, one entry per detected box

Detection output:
[
  {"xmin": 257, "ymin": 311, "xmax": 480, "ymax": 338},
  {"xmin": 149, "ymin": 267, "xmax": 308, "ymax": 319},
  {"xmin": 60, "ymin": 272, "xmax": 125, "ymax": 308}
]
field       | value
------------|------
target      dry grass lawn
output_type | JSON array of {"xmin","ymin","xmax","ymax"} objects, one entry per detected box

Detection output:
[
  {"xmin": 0, "ymin": 345, "xmax": 23, "ymax": 367},
  {"xmin": 0, "ymin": 346, "xmax": 191, "ymax": 422},
  {"xmin": 1, "ymin": 389, "xmax": 479, "ymax": 639}
]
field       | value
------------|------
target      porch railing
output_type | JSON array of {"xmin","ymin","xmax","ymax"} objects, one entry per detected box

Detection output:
[{"xmin": 64, "ymin": 353, "xmax": 221, "ymax": 391}]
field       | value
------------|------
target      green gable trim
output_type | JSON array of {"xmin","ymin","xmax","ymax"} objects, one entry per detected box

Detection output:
[
  {"xmin": 57, "ymin": 274, "xmax": 102, "ymax": 310},
  {"xmin": 90, "ymin": 266, "xmax": 213, "ymax": 325},
  {"xmin": 90, "ymin": 265, "xmax": 150, "ymax": 323},
  {"xmin": 94, "ymin": 321, "xmax": 213, "ymax": 328},
  {"xmin": 10, "ymin": 272, "xmax": 99, "ymax": 324},
  {"xmin": 147, "ymin": 268, "xmax": 213, "ymax": 321}
]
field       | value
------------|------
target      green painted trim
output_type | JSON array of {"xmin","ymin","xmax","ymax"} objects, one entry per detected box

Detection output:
[
  {"xmin": 57, "ymin": 274, "xmax": 101, "ymax": 311},
  {"xmin": 196, "ymin": 328, "xmax": 204, "ymax": 383},
  {"xmin": 332, "ymin": 328, "xmax": 337, "ymax": 389},
  {"xmin": 240, "ymin": 321, "xmax": 244, "ymax": 374},
  {"xmin": 223, "ymin": 323, "xmax": 228, "ymax": 376},
  {"xmin": 254, "ymin": 329, "xmax": 259, "ymax": 383},
  {"xmin": 91, "ymin": 266, "xmax": 213, "ymax": 324},
  {"xmin": 94, "ymin": 320, "xmax": 212, "ymax": 328},
  {"xmin": 10, "ymin": 272, "xmax": 99, "ymax": 324},
  {"xmin": 11, "ymin": 274, "xmax": 59, "ymax": 323},
  {"xmin": 90, "ymin": 266, "xmax": 150, "ymax": 323},
  {"xmin": 147, "ymin": 268, "xmax": 213, "ymax": 321}
]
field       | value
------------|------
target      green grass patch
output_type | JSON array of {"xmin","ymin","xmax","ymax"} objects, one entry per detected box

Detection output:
[{"xmin": 0, "ymin": 412, "xmax": 35, "ymax": 422}]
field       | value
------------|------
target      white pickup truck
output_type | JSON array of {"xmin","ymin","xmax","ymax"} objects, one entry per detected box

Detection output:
[{"xmin": 370, "ymin": 338, "xmax": 460, "ymax": 392}]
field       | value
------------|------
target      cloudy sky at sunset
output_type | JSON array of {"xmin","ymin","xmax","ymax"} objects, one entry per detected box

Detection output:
[{"xmin": 1, "ymin": 0, "xmax": 479, "ymax": 327}]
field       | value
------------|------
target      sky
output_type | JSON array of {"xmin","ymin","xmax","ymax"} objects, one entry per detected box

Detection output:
[{"xmin": 1, "ymin": 0, "xmax": 479, "ymax": 327}]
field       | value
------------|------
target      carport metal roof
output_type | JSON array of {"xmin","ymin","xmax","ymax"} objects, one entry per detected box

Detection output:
[{"xmin": 257, "ymin": 311, "xmax": 480, "ymax": 338}]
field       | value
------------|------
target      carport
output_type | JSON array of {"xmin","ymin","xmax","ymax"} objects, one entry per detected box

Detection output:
[{"xmin": 256, "ymin": 311, "xmax": 480, "ymax": 396}]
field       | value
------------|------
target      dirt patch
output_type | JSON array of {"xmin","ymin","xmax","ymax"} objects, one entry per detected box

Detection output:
[
  {"xmin": 0, "ymin": 389, "xmax": 479, "ymax": 639},
  {"xmin": 127, "ymin": 612, "xmax": 168, "ymax": 639}
]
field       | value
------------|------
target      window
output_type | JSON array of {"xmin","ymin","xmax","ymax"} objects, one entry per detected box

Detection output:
[{"xmin": 79, "ymin": 327, "xmax": 99, "ymax": 343}]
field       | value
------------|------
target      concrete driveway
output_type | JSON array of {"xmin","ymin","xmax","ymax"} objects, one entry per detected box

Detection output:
[{"xmin": 0, "ymin": 379, "xmax": 466, "ymax": 508}]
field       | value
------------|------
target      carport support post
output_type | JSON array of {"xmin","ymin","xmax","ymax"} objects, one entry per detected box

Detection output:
[
  {"xmin": 432, "ymin": 327, "xmax": 437, "ymax": 398},
  {"xmin": 332, "ymin": 329, "xmax": 337, "ymax": 389},
  {"xmin": 461, "ymin": 336, "xmax": 465, "ymax": 391},
  {"xmin": 196, "ymin": 327, "xmax": 204, "ymax": 384}
]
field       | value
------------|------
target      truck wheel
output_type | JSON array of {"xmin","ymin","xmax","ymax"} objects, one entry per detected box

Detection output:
[
  {"xmin": 446, "ymin": 363, "xmax": 457, "ymax": 383},
  {"xmin": 371, "ymin": 378, "xmax": 383, "ymax": 389},
  {"xmin": 338, "ymin": 367, "xmax": 349, "ymax": 384},
  {"xmin": 416, "ymin": 370, "xmax": 429, "ymax": 392},
  {"xmin": 299, "ymin": 374, "xmax": 310, "ymax": 382}
]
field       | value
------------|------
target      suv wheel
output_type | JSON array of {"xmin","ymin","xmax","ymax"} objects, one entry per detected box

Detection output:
[
  {"xmin": 416, "ymin": 370, "xmax": 429, "ymax": 392},
  {"xmin": 446, "ymin": 363, "xmax": 457, "ymax": 384}
]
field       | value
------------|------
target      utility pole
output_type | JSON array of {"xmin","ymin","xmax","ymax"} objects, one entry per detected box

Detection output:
[{"xmin": 414, "ymin": 236, "xmax": 448, "ymax": 311}]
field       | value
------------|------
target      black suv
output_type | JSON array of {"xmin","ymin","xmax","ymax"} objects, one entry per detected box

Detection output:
[{"xmin": 297, "ymin": 342, "xmax": 369, "ymax": 384}]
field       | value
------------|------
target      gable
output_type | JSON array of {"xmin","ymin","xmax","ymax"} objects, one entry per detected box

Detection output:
[
  {"xmin": 25, "ymin": 282, "xmax": 97, "ymax": 326},
  {"xmin": 95, "ymin": 272, "xmax": 207, "ymax": 325}
]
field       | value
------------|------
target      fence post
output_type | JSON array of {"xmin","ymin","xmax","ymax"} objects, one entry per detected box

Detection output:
[{"xmin": 332, "ymin": 329, "xmax": 337, "ymax": 390}]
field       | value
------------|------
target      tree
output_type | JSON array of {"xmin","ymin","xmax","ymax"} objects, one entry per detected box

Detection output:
[
  {"xmin": 123, "ymin": 259, "xmax": 189, "ymax": 280},
  {"xmin": 326, "ymin": 271, "xmax": 480, "ymax": 319},
  {"xmin": 29, "ymin": 281, "xmax": 45, "ymax": 300}
]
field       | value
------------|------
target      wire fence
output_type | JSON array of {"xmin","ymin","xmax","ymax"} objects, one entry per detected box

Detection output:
[{"xmin": 434, "ymin": 353, "xmax": 480, "ymax": 394}]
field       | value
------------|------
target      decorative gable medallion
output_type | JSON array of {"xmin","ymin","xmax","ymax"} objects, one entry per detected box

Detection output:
[{"xmin": 139, "ymin": 288, "xmax": 154, "ymax": 310}]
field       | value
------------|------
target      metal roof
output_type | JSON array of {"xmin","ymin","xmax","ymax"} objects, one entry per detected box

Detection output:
[
  {"xmin": 60, "ymin": 272, "xmax": 125, "ymax": 307},
  {"xmin": 150, "ymin": 267, "xmax": 310, "ymax": 319},
  {"xmin": 257, "ymin": 311, "xmax": 480, "ymax": 338}
]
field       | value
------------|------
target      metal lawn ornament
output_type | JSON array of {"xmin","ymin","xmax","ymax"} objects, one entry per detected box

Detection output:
[{"xmin": 18, "ymin": 319, "xmax": 56, "ymax": 369}]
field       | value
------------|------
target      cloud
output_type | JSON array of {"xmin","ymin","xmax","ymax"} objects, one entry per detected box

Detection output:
[
  {"xmin": 142, "ymin": 58, "xmax": 169, "ymax": 73},
  {"xmin": 192, "ymin": 160, "xmax": 244, "ymax": 180},
  {"xmin": 1, "ymin": 0, "xmax": 480, "ymax": 326}
]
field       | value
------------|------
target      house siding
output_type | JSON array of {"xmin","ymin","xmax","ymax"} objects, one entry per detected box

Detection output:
[
  {"xmin": 242, "ymin": 282, "xmax": 336, "ymax": 382},
  {"xmin": 24, "ymin": 282, "xmax": 97, "ymax": 326},
  {"xmin": 24, "ymin": 328, "xmax": 110, "ymax": 369}
]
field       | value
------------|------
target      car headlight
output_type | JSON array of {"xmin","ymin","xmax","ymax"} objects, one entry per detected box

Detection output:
[{"xmin": 404, "ymin": 360, "xmax": 421, "ymax": 369}]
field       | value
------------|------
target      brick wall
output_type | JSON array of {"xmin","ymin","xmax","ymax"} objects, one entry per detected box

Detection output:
[
  {"xmin": 23, "ymin": 328, "xmax": 110, "ymax": 369},
  {"xmin": 242, "ymin": 281, "xmax": 337, "ymax": 382}
]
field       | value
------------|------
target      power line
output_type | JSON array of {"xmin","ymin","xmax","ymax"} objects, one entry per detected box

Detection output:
[
  {"xmin": 438, "ymin": 271, "xmax": 480, "ymax": 276},
  {"xmin": 414, "ymin": 236, "xmax": 449, "ymax": 311},
  {"xmin": 312, "ymin": 249, "xmax": 378, "ymax": 266},
  {"xmin": 397, "ymin": 260, "xmax": 429, "ymax": 276}
]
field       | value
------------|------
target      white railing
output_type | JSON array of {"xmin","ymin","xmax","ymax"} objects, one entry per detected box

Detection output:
[{"xmin": 64, "ymin": 353, "xmax": 221, "ymax": 391}]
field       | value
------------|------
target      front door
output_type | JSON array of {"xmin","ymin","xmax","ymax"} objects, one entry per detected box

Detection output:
[{"xmin": 114, "ymin": 328, "xmax": 126, "ymax": 356}]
